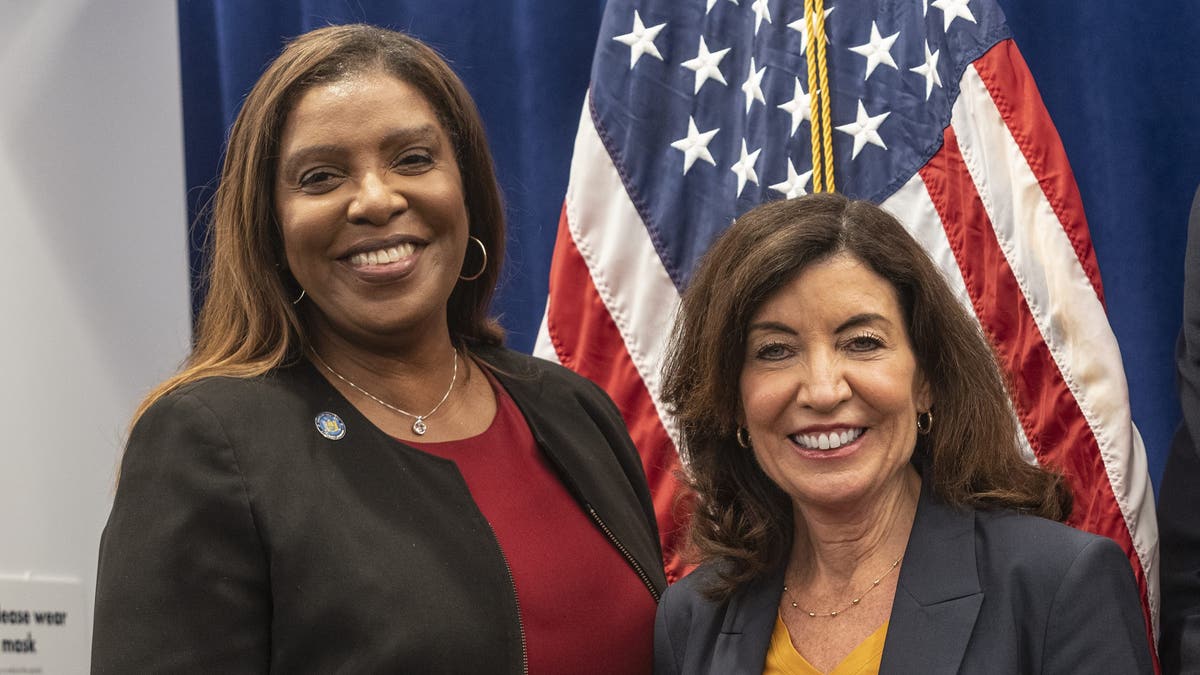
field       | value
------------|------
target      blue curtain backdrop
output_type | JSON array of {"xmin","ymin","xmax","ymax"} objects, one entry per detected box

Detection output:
[{"xmin": 177, "ymin": 0, "xmax": 1200, "ymax": 493}]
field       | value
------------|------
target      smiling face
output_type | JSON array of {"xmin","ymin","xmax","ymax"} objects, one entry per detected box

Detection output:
[
  {"xmin": 739, "ymin": 252, "xmax": 932, "ymax": 513},
  {"xmin": 274, "ymin": 70, "xmax": 469, "ymax": 352}
]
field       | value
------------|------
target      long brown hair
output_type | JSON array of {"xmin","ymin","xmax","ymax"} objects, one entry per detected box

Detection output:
[
  {"xmin": 660, "ymin": 193, "xmax": 1071, "ymax": 598},
  {"xmin": 133, "ymin": 24, "xmax": 505, "ymax": 426}
]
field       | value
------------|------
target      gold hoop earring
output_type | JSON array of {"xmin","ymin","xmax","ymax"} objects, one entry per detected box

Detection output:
[
  {"xmin": 291, "ymin": 289, "xmax": 306, "ymax": 305},
  {"xmin": 459, "ymin": 236, "xmax": 488, "ymax": 281},
  {"xmin": 736, "ymin": 426, "xmax": 752, "ymax": 448},
  {"xmin": 916, "ymin": 410, "xmax": 933, "ymax": 435}
]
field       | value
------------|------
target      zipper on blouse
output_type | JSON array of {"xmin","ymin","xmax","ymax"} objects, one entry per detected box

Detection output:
[
  {"xmin": 585, "ymin": 504, "xmax": 662, "ymax": 603},
  {"xmin": 483, "ymin": 519, "xmax": 528, "ymax": 675}
]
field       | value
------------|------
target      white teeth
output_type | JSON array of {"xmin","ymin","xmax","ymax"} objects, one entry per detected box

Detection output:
[
  {"xmin": 349, "ymin": 243, "xmax": 416, "ymax": 267},
  {"xmin": 792, "ymin": 427, "xmax": 865, "ymax": 450}
]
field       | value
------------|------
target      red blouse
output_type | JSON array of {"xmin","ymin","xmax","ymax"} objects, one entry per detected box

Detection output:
[{"xmin": 407, "ymin": 375, "xmax": 655, "ymax": 674}]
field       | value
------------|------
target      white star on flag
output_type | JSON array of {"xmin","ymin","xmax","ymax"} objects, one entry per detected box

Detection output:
[
  {"xmin": 777, "ymin": 78, "xmax": 812, "ymax": 135},
  {"xmin": 848, "ymin": 21, "xmax": 900, "ymax": 80},
  {"xmin": 835, "ymin": 100, "xmax": 890, "ymax": 159},
  {"xmin": 612, "ymin": 10, "xmax": 667, "ymax": 69},
  {"xmin": 931, "ymin": 0, "xmax": 977, "ymax": 31},
  {"xmin": 730, "ymin": 139, "xmax": 762, "ymax": 197},
  {"xmin": 751, "ymin": 0, "xmax": 772, "ymax": 35},
  {"xmin": 741, "ymin": 57, "xmax": 767, "ymax": 114},
  {"xmin": 768, "ymin": 158, "xmax": 813, "ymax": 199},
  {"xmin": 670, "ymin": 116, "xmax": 719, "ymax": 174},
  {"xmin": 786, "ymin": 7, "xmax": 834, "ymax": 49},
  {"xmin": 681, "ymin": 36, "xmax": 731, "ymax": 94},
  {"xmin": 706, "ymin": 0, "xmax": 739, "ymax": 14},
  {"xmin": 910, "ymin": 41, "xmax": 943, "ymax": 100}
]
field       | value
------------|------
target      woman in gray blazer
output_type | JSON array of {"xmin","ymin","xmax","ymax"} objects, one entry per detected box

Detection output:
[{"xmin": 656, "ymin": 193, "xmax": 1153, "ymax": 674}]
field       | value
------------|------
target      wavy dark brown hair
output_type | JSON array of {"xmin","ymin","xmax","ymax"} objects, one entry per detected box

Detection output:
[
  {"xmin": 660, "ymin": 193, "xmax": 1072, "ymax": 599},
  {"xmin": 131, "ymin": 24, "xmax": 505, "ymax": 427}
]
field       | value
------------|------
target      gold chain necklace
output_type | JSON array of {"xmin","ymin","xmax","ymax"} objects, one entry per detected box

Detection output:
[
  {"xmin": 310, "ymin": 349, "xmax": 458, "ymax": 436},
  {"xmin": 783, "ymin": 555, "xmax": 902, "ymax": 618}
]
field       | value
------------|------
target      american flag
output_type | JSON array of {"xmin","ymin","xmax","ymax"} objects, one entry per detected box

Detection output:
[{"xmin": 533, "ymin": 0, "xmax": 1158, "ymax": 647}]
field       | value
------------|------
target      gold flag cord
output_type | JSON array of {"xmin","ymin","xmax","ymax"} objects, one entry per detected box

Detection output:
[{"xmin": 803, "ymin": 0, "xmax": 836, "ymax": 193}]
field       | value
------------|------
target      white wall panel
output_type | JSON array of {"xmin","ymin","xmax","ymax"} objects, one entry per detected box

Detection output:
[{"xmin": 0, "ymin": 0, "xmax": 190, "ymax": 662}]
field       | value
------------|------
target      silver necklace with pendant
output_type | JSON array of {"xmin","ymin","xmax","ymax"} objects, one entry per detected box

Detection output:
[{"xmin": 311, "ymin": 348, "xmax": 458, "ymax": 436}]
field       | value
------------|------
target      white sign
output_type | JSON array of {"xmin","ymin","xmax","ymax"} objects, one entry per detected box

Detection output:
[{"xmin": 0, "ymin": 575, "xmax": 86, "ymax": 674}]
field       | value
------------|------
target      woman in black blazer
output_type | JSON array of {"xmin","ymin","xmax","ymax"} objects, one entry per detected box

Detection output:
[
  {"xmin": 91, "ymin": 25, "xmax": 665, "ymax": 673},
  {"xmin": 655, "ymin": 193, "xmax": 1153, "ymax": 674}
]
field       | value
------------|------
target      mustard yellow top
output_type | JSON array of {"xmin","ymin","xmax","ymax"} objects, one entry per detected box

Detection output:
[{"xmin": 763, "ymin": 614, "xmax": 888, "ymax": 675}]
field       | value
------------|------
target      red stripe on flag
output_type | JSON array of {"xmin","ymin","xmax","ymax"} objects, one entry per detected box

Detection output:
[
  {"xmin": 544, "ymin": 203, "xmax": 691, "ymax": 582},
  {"xmin": 973, "ymin": 40, "xmax": 1106, "ymax": 307},
  {"xmin": 920, "ymin": 130, "xmax": 1154, "ymax": 655}
]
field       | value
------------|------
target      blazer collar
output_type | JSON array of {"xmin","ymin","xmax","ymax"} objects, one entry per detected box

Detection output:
[
  {"xmin": 713, "ymin": 565, "xmax": 786, "ymax": 674},
  {"xmin": 880, "ymin": 482, "xmax": 983, "ymax": 674}
]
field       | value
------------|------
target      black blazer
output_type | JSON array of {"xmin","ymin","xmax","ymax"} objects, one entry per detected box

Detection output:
[
  {"xmin": 654, "ymin": 484, "xmax": 1153, "ymax": 674},
  {"xmin": 92, "ymin": 346, "xmax": 665, "ymax": 673}
]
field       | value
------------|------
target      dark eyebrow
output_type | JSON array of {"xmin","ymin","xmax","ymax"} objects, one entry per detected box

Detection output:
[
  {"xmin": 376, "ymin": 124, "xmax": 441, "ymax": 148},
  {"xmin": 277, "ymin": 144, "xmax": 341, "ymax": 176},
  {"xmin": 278, "ymin": 124, "xmax": 443, "ymax": 176},
  {"xmin": 835, "ymin": 313, "xmax": 893, "ymax": 333},
  {"xmin": 746, "ymin": 320, "xmax": 797, "ymax": 335},
  {"xmin": 746, "ymin": 313, "xmax": 893, "ymax": 336}
]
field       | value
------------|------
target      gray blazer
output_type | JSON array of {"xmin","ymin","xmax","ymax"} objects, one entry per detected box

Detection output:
[{"xmin": 654, "ymin": 484, "xmax": 1153, "ymax": 674}]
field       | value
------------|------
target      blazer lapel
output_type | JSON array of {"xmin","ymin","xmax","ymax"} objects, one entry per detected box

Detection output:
[
  {"xmin": 710, "ymin": 566, "xmax": 785, "ymax": 675},
  {"xmin": 880, "ymin": 486, "xmax": 983, "ymax": 675}
]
